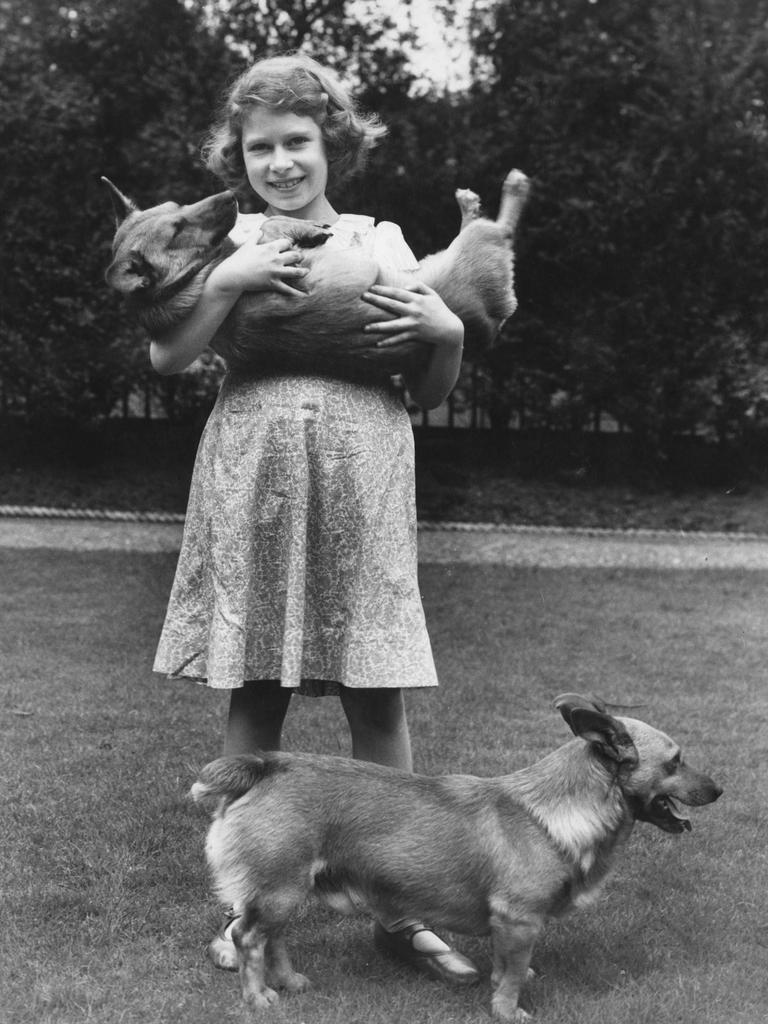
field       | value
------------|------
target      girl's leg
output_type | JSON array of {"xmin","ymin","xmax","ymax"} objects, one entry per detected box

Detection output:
[
  {"xmin": 339, "ymin": 686, "xmax": 479, "ymax": 987},
  {"xmin": 224, "ymin": 679, "xmax": 292, "ymax": 755},
  {"xmin": 338, "ymin": 686, "xmax": 412, "ymax": 769}
]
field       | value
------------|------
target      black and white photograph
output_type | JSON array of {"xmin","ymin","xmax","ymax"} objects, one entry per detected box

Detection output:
[{"xmin": 1, "ymin": 2, "xmax": 765, "ymax": 1022}]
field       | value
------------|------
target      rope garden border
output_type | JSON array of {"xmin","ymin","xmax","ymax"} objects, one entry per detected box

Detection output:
[
  {"xmin": 1, "ymin": 504, "xmax": 767, "ymax": 542},
  {"xmin": 0, "ymin": 505, "xmax": 185, "ymax": 524}
]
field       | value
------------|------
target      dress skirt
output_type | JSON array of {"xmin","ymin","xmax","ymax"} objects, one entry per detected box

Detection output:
[{"xmin": 153, "ymin": 372, "xmax": 438, "ymax": 696}]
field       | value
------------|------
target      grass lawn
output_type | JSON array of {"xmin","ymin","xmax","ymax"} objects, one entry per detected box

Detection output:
[{"xmin": 1, "ymin": 549, "xmax": 767, "ymax": 1024}]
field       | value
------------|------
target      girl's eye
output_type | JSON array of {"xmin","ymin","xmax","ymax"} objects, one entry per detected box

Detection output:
[
  {"xmin": 247, "ymin": 143, "xmax": 270, "ymax": 155},
  {"xmin": 288, "ymin": 136, "xmax": 309, "ymax": 147}
]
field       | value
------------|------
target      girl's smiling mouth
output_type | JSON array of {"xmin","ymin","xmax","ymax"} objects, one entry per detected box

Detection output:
[{"xmin": 269, "ymin": 177, "xmax": 305, "ymax": 191}]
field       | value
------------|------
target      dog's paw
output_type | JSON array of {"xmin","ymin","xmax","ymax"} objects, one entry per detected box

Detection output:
[
  {"xmin": 502, "ymin": 169, "xmax": 531, "ymax": 200},
  {"xmin": 492, "ymin": 992, "xmax": 532, "ymax": 1022},
  {"xmin": 258, "ymin": 216, "xmax": 331, "ymax": 249},
  {"xmin": 455, "ymin": 188, "xmax": 482, "ymax": 225},
  {"xmin": 491, "ymin": 1002, "xmax": 532, "ymax": 1023},
  {"xmin": 492, "ymin": 967, "xmax": 536, "ymax": 990},
  {"xmin": 278, "ymin": 970, "xmax": 311, "ymax": 994},
  {"xmin": 242, "ymin": 983, "xmax": 279, "ymax": 1009}
]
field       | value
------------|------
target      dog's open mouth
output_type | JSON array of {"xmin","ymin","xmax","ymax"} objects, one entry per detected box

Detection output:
[{"xmin": 640, "ymin": 795, "xmax": 692, "ymax": 833}]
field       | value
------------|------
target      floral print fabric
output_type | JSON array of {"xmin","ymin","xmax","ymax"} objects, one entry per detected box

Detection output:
[{"xmin": 153, "ymin": 216, "xmax": 438, "ymax": 696}]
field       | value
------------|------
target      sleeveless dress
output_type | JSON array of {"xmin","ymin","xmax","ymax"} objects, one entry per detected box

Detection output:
[{"xmin": 153, "ymin": 213, "xmax": 438, "ymax": 697}]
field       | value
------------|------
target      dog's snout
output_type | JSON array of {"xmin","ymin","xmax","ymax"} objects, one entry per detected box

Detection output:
[{"xmin": 681, "ymin": 773, "xmax": 722, "ymax": 806}]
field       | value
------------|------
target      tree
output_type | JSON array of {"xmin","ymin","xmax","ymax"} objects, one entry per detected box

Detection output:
[
  {"xmin": 0, "ymin": 0, "xmax": 235, "ymax": 419},
  {"xmin": 464, "ymin": 0, "xmax": 768, "ymax": 448},
  {"xmin": 0, "ymin": 0, "xmax": 428, "ymax": 421}
]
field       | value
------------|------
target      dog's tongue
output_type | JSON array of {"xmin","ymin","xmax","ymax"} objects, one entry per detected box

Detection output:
[{"xmin": 656, "ymin": 796, "xmax": 692, "ymax": 832}]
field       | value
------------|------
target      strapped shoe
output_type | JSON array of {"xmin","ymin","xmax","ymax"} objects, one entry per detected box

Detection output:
[
  {"xmin": 208, "ymin": 909, "xmax": 239, "ymax": 971},
  {"xmin": 373, "ymin": 922, "xmax": 480, "ymax": 987}
]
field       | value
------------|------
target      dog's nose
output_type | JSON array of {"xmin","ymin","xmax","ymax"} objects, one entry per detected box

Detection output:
[{"xmin": 700, "ymin": 780, "xmax": 724, "ymax": 803}]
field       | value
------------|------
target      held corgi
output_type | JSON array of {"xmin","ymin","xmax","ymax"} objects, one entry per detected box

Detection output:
[
  {"xmin": 191, "ymin": 694, "xmax": 721, "ymax": 1021},
  {"xmin": 102, "ymin": 171, "xmax": 530, "ymax": 375}
]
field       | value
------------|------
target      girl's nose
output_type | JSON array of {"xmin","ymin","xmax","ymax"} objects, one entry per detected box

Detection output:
[{"xmin": 270, "ymin": 147, "xmax": 294, "ymax": 172}]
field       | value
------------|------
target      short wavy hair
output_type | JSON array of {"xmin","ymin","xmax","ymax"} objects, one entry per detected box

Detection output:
[{"xmin": 203, "ymin": 54, "xmax": 387, "ymax": 196}]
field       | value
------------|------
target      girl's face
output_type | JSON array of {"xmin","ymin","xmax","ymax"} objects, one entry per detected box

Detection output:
[{"xmin": 241, "ymin": 107, "xmax": 336, "ymax": 221}]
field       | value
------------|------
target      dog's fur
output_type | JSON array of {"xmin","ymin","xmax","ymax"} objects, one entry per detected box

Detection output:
[
  {"xmin": 191, "ymin": 694, "xmax": 721, "ymax": 1021},
  {"xmin": 102, "ymin": 171, "xmax": 529, "ymax": 375}
]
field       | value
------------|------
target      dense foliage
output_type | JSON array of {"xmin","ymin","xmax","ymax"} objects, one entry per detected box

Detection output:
[
  {"xmin": 467, "ymin": 0, "xmax": 768, "ymax": 448},
  {"xmin": 1, "ymin": 0, "xmax": 767, "ymax": 457}
]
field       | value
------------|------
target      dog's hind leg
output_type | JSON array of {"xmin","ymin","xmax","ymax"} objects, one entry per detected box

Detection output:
[
  {"xmin": 495, "ymin": 170, "xmax": 530, "ymax": 240},
  {"xmin": 233, "ymin": 886, "xmax": 311, "ymax": 1006},
  {"xmin": 455, "ymin": 188, "xmax": 483, "ymax": 230},
  {"xmin": 232, "ymin": 910, "xmax": 279, "ymax": 1009},
  {"xmin": 265, "ymin": 930, "xmax": 311, "ymax": 994},
  {"xmin": 489, "ymin": 905, "xmax": 542, "ymax": 1022}
]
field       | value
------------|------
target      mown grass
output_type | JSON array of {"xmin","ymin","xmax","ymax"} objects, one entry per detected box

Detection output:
[{"xmin": 1, "ymin": 549, "xmax": 767, "ymax": 1024}]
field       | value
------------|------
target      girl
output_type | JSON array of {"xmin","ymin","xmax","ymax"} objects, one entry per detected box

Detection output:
[{"xmin": 151, "ymin": 54, "xmax": 477, "ymax": 987}]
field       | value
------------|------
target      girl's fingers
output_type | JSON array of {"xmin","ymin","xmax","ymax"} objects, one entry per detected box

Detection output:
[
  {"xmin": 363, "ymin": 315, "xmax": 410, "ymax": 334},
  {"xmin": 367, "ymin": 281, "xmax": 431, "ymax": 299},
  {"xmin": 263, "ymin": 236, "xmax": 295, "ymax": 253},
  {"xmin": 361, "ymin": 292, "xmax": 412, "ymax": 316},
  {"xmin": 256, "ymin": 238, "xmax": 303, "ymax": 262},
  {"xmin": 275, "ymin": 263, "xmax": 310, "ymax": 290},
  {"xmin": 276, "ymin": 251, "xmax": 303, "ymax": 268},
  {"xmin": 375, "ymin": 333, "xmax": 419, "ymax": 348},
  {"xmin": 362, "ymin": 317, "xmax": 419, "ymax": 346},
  {"xmin": 273, "ymin": 280, "xmax": 309, "ymax": 297},
  {"xmin": 361, "ymin": 290, "xmax": 404, "ymax": 307},
  {"xmin": 362, "ymin": 280, "xmax": 435, "ymax": 315}
]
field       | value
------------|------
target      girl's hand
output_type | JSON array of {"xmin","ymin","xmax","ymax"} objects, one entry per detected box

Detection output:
[
  {"xmin": 208, "ymin": 238, "xmax": 309, "ymax": 298},
  {"xmin": 362, "ymin": 281, "xmax": 465, "ymax": 411},
  {"xmin": 361, "ymin": 281, "xmax": 464, "ymax": 352}
]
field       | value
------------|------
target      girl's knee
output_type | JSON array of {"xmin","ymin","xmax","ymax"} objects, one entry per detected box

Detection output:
[
  {"xmin": 225, "ymin": 681, "xmax": 292, "ymax": 756},
  {"xmin": 340, "ymin": 687, "xmax": 412, "ymax": 770},
  {"xmin": 340, "ymin": 687, "xmax": 406, "ymax": 732}
]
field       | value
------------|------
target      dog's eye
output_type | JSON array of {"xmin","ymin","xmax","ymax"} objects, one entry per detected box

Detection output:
[{"xmin": 664, "ymin": 752, "xmax": 682, "ymax": 774}]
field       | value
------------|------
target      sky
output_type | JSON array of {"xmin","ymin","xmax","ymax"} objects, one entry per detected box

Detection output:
[{"xmin": 378, "ymin": 0, "xmax": 473, "ymax": 91}]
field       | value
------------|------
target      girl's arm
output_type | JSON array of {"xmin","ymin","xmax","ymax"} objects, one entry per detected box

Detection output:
[
  {"xmin": 360, "ymin": 282, "xmax": 464, "ymax": 410},
  {"xmin": 150, "ymin": 237, "xmax": 308, "ymax": 375}
]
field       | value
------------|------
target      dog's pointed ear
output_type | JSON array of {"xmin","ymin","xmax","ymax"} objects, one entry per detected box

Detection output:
[
  {"xmin": 554, "ymin": 693, "xmax": 638, "ymax": 766},
  {"xmin": 554, "ymin": 692, "xmax": 607, "ymax": 719},
  {"xmin": 101, "ymin": 176, "xmax": 138, "ymax": 225}
]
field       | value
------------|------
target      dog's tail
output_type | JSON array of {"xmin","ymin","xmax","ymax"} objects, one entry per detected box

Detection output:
[{"xmin": 190, "ymin": 753, "xmax": 283, "ymax": 812}]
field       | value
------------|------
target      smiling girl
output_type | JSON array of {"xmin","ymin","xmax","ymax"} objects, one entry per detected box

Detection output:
[
  {"xmin": 241, "ymin": 106, "xmax": 335, "ymax": 220},
  {"xmin": 150, "ymin": 54, "xmax": 476, "ymax": 986}
]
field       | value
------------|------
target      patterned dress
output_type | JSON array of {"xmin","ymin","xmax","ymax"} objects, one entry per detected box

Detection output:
[{"xmin": 153, "ymin": 213, "xmax": 438, "ymax": 697}]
